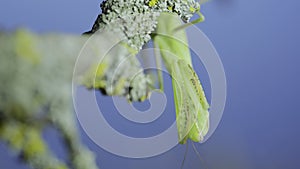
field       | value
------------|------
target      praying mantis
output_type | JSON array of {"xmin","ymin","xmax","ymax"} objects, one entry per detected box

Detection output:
[{"xmin": 152, "ymin": 11, "xmax": 209, "ymax": 144}]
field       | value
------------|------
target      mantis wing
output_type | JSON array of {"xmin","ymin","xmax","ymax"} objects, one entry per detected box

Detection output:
[
  {"xmin": 176, "ymin": 60, "xmax": 209, "ymax": 143},
  {"xmin": 153, "ymin": 12, "xmax": 209, "ymax": 143}
]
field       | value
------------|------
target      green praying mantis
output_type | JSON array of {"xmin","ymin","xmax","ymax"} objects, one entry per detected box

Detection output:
[{"xmin": 152, "ymin": 11, "xmax": 209, "ymax": 144}]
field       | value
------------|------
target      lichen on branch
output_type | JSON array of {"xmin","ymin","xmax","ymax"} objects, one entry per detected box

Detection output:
[
  {"xmin": 0, "ymin": 30, "xmax": 99, "ymax": 169},
  {"xmin": 85, "ymin": 0, "xmax": 201, "ymax": 50}
]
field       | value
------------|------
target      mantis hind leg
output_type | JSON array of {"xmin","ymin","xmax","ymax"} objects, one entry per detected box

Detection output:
[{"xmin": 154, "ymin": 42, "xmax": 164, "ymax": 91}]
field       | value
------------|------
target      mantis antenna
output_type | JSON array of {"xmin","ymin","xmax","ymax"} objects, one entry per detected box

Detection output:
[
  {"xmin": 180, "ymin": 142, "xmax": 189, "ymax": 169},
  {"xmin": 192, "ymin": 142, "xmax": 208, "ymax": 169}
]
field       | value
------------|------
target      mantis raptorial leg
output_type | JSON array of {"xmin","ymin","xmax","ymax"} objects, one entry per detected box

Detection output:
[
  {"xmin": 153, "ymin": 42, "xmax": 164, "ymax": 91},
  {"xmin": 154, "ymin": 10, "xmax": 205, "ymax": 92},
  {"xmin": 173, "ymin": 11, "xmax": 205, "ymax": 33}
]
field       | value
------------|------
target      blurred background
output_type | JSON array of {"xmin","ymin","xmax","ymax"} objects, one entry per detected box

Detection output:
[{"xmin": 1, "ymin": 0, "xmax": 300, "ymax": 169}]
